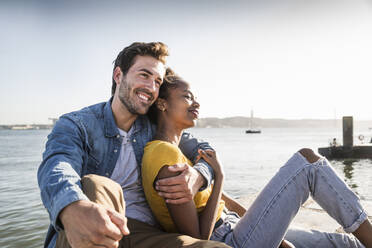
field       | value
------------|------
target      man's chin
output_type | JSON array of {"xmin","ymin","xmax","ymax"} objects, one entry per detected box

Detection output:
[
  {"xmin": 131, "ymin": 100, "xmax": 152, "ymax": 114},
  {"xmin": 135, "ymin": 106, "xmax": 151, "ymax": 115},
  {"xmin": 124, "ymin": 102, "xmax": 150, "ymax": 115}
]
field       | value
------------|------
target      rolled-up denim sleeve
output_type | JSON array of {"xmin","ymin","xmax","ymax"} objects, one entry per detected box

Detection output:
[
  {"xmin": 179, "ymin": 132, "xmax": 214, "ymax": 190},
  {"xmin": 37, "ymin": 115, "xmax": 89, "ymax": 231}
]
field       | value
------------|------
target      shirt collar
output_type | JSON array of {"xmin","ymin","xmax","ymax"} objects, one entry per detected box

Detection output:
[{"xmin": 103, "ymin": 97, "xmax": 120, "ymax": 138}]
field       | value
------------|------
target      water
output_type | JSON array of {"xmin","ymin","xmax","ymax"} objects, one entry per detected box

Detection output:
[
  {"xmin": 0, "ymin": 130, "xmax": 50, "ymax": 248},
  {"xmin": 1, "ymin": 128, "xmax": 372, "ymax": 248},
  {"xmin": 190, "ymin": 128, "xmax": 372, "ymax": 200}
]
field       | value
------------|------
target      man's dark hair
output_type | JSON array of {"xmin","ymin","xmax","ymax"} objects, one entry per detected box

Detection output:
[{"xmin": 111, "ymin": 42, "xmax": 169, "ymax": 96}]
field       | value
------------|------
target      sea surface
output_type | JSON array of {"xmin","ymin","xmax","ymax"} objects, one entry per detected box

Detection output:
[{"xmin": 1, "ymin": 127, "xmax": 372, "ymax": 248}]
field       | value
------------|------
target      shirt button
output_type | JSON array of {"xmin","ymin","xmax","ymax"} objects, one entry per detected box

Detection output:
[
  {"xmin": 133, "ymin": 139, "xmax": 136, "ymax": 143},
  {"xmin": 105, "ymin": 172, "xmax": 109, "ymax": 176},
  {"xmin": 116, "ymin": 134, "xmax": 120, "ymax": 138},
  {"xmin": 114, "ymin": 149, "xmax": 118, "ymax": 153}
]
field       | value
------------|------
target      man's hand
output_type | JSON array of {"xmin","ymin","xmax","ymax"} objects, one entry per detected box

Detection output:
[
  {"xmin": 155, "ymin": 163, "xmax": 205, "ymax": 204},
  {"xmin": 59, "ymin": 200, "xmax": 130, "ymax": 248}
]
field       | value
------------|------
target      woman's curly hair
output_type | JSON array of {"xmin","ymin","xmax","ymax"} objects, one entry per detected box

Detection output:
[{"xmin": 147, "ymin": 67, "xmax": 185, "ymax": 124}]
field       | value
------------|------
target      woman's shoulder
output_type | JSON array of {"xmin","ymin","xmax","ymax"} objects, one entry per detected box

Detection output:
[
  {"xmin": 142, "ymin": 140, "xmax": 189, "ymax": 181},
  {"xmin": 143, "ymin": 140, "xmax": 188, "ymax": 167},
  {"xmin": 145, "ymin": 140, "xmax": 182, "ymax": 155}
]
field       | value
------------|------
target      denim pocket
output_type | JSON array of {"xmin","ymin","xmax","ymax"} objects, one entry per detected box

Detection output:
[{"xmin": 211, "ymin": 221, "xmax": 231, "ymax": 242}]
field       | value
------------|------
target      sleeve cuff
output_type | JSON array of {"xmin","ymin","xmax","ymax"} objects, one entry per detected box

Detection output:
[
  {"xmin": 51, "ymin": 185, "xmax": 89, "ymax": 231},
  {"xmin": 193, "ymin": 159, "xmax": 214, "ymax": 191}
]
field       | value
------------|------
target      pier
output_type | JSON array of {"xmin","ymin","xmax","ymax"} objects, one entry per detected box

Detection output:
[{"xmin": 318, "ymin": 116, "xmax": 372, "ymax": 159}]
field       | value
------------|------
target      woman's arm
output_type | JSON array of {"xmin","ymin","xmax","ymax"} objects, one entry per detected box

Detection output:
[
  {"xmin": 179, "ymin": 132, "xmax": 215, "ymax": 189},
  {"xmin": 156, "ymin": 150, "xmax": 224, "ymax": 240},
  {"xmin": 154, "ymin": 132, "xmax": 216, "ymax": 205},
  {"xmin": 221, "ymin": 192, "xmax": 247, "ymax": 217},
  {"xmin": 197, "ymin": 168, "xmax": 224, "ymax": 239}
]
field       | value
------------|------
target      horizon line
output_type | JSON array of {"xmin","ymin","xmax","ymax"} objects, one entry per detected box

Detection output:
[{"xmin": 2, "ymin": 116, "xmax": 372, "ymax": 126}]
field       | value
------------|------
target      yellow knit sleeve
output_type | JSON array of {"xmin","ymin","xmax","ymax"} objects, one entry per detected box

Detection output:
[
  {"xmin": 142, "ymin": 141, "xmax": 189, "ymax": 185},
  {"xmin": 142, "ymin": 140, "xmax": 225, "ymax": 233},
  {"xmin": 142, "ymin": 141, "xmax": 191, "ymax": 232}
]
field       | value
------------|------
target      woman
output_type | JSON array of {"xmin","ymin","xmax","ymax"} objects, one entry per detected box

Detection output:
[{"xmin": 142, "ymin": 72, "xmax": 372, "ymax": 248}]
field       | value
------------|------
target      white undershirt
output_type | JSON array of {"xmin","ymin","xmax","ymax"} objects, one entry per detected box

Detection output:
[{"xmin": 110, "ymin": 127, "xmax": 157, "ymax": 226}]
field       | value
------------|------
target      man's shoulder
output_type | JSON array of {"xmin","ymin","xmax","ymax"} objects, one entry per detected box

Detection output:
[
  {"xmin": 52, "ymin": 100, "xmax": 110, "ymax": 137},
  {"xmin": 60, "ymin": 100, "xmax": 108, "ymax": 123}
]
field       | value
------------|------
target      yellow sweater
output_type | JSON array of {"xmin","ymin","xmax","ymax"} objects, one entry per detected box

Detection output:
[{"xmin": 142, "ymin": 140, "xmax": 225, "ymax": 233}]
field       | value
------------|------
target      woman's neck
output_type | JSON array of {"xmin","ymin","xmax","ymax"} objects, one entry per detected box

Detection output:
[{"xmin": 154, "ymin": 120, "xmax": 184, "ymax": 146}]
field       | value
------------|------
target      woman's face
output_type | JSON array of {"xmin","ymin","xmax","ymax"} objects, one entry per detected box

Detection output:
[{"xmin": 163, "ymin": 81, "xmax": 200, "ymax": 129}]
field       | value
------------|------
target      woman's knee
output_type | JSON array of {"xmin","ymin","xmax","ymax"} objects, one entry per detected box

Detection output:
[{"xmin": 298, "ymin": 148, "xmax": 320, "ymax": 163}]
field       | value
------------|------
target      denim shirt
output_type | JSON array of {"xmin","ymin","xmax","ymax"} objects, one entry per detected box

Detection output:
[{"xmin": 37, "ymin": 98, "xmax": 214, "ymax": 248}]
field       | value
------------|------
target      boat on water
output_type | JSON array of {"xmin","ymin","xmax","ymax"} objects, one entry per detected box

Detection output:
[
  {"xmin": 245, "ymin": 109, "xmax": 261, "ymax": 134},
  {"xmin": 245, "ymin": 129, "xmax": 261, "ymax": 134}
]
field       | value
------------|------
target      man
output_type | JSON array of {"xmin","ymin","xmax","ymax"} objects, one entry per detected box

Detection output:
[{"xmin": 38, "ymin": 42, "xmax": 229, "ymax": 248}]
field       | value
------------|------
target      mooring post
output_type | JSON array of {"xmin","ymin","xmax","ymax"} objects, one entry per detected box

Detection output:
[{"xmin": 343, "ymin": 116, "xmax": 353, "ymax": 147}]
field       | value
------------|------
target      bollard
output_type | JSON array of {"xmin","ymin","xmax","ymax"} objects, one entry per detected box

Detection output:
[{"xmin": 343, "ymin": 116, "xmax": 353, "ymax": 147}]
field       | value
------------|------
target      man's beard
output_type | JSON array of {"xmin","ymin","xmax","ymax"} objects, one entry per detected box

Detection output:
[{"xmin": 118, "ymin": 78, "xmax": 151, "ymax": 115}]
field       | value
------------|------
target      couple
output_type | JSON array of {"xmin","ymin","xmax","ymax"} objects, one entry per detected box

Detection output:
[{"xmin": 38, "ymin": 42, "xmax": 372, "ymax": 248}]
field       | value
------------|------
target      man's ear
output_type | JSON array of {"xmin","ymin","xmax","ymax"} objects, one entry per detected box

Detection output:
[
  {"xmin": 155, "ymin": 98, "xmax": 167, "ymax": 112},
  {"xmin": 113, "ymin": 66, "xmax": 123, "ymax": 86}
]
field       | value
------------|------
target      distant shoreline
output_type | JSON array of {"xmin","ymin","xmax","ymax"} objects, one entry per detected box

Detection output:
[
  {"xmin": 0, "ymin": 124, "xmax": 53, "ymax": 130},
  {"xmin": 2, "ymin": 117, "xmax": 372, "ymax": 130},
  {"xmin": 196, "ymin": 117, "xmax": 372, "ymax": 129}
]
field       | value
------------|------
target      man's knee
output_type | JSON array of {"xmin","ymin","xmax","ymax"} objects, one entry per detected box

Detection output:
[
  {"xmin": 298, "ymin": 148, "xmax": 320, "ymax": 163},
  {"xmin": 81, "ymin": 174, "xmax": 125, "ymax": 214},
  {"xmin": 82, "ymin": 174, "xmax": 122, "ymax": 193}
]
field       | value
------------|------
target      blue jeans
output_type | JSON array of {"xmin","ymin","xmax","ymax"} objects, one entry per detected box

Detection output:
[{"xmin": 211, "ymin": 152, "xmax": 367, "ymax": 248}]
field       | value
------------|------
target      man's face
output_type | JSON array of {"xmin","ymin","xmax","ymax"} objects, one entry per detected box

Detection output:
[{"xmin": 118, "ymin": 55, "xmax": 166, "ymax": 115}]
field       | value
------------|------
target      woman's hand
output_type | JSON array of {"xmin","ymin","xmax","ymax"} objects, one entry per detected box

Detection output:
[{"xmin": 198, "ymin": 149, "xmax": 224, "ymax": 178}]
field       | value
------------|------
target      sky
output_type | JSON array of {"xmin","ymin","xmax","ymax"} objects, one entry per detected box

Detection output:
[{"xmin": 1, "ymin": 0, "xmax": 372, "ymax": 124}]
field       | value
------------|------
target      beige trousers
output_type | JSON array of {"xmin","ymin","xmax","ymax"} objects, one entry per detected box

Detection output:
[{"xmin": 56, "ymin": 174, "xmax": 230, "ymax": 248}]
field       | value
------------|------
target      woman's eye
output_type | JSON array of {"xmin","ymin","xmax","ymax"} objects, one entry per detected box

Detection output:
[{"xmin": 184, "ymin": 95, "xmax": 192, "ymax": 100}]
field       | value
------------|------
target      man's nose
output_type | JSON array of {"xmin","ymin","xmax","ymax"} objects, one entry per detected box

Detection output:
[{"xmin": 143, "ymin": 78, "xmax": 157, "ymax": 92}]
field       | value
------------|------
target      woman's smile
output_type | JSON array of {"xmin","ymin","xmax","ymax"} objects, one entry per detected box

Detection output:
[{"xmin": 189, "ymin": 108, "xmax": 199, "ymax": 119}]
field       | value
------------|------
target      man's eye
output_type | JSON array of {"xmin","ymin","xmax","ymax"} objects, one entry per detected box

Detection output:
[
  {"xmin": 184, "ymin": 95, "xmax": 192, "ymax": 100},
  {"xmin": 140, "ymin": 73, "xmax": 148, "ymax": 78}
]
